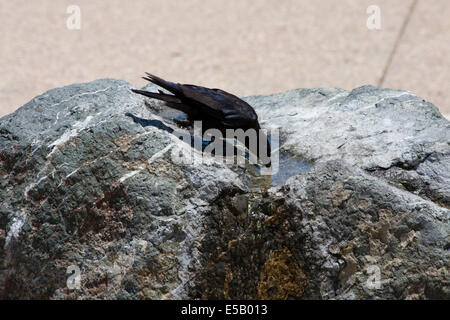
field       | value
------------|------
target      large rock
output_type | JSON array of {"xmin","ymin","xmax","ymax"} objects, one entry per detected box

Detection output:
[{"xmin": 0, "ymin": 79, "xmax": 448, "ymax": 299}]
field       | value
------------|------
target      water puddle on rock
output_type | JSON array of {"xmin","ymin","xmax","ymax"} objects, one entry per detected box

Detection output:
[
  {"xmin": 270, "ymin": 152, "xmax": 313, "ymax": 186},
  {"xmin": 243, "ymin": 151, "xmax": 313, "ymax": 192}
]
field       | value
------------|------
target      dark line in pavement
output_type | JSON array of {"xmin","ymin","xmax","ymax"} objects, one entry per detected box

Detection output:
[{"xmin": 378, "ymin": 0, "xmax": 419, "ymax": 87}]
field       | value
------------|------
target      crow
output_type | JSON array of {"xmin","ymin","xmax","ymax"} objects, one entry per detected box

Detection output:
[{"xmin": 131, "ymin": 73, "xmax": 271, "ymax": 166}]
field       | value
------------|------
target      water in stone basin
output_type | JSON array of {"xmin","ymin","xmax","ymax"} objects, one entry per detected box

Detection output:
[
  {"xmin": 244, "ymin": 150, "xmax": 313, "ymax": 192},
  {"xmin": 267, "ymin": 151, "xmax": 313, "ymax": 186}
]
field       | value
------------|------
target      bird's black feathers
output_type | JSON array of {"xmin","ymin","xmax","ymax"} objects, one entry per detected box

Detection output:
[
  {"xmin": 131, "ymin": 73, "xmax": 271, "ymax": 165},
  {"xmin": 133, "ymin": 73, "xmax": 259, "ymax": 130},
  {"xmin": 142, "ymin": 73, "xmax": 181, "ymax": 96},
  {"xmin": 131, "ymin": 89, "xmax": 181, "ymax": 104}
]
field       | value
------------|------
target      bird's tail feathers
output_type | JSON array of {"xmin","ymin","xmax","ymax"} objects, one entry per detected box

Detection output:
[
  {"xmin": 131, "ymin": 89, "xmax": 181, "ymax": 104},
  {"xmin": 142, "ymin": 73, "xmax": 181, "ymax": 95}
]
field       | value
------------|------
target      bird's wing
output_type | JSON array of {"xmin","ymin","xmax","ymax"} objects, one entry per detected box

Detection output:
[{"xmin": 179, "ymin": 85, "xmax": 258, "ymax": 127}]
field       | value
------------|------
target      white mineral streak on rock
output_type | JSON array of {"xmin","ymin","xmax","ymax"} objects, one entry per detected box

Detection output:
[
  {"xmin": 118, "ymin": 143, "xmax": 174, "ymax": 184},
  {"xmin": 118, "ymin": 167, "xmax": 144, "ymax": 184},
  {"xmin": 47, "ymin": 115, "xmax": 94, "ymax": 158},
  {"xmin": 24, "ymin": 168, "xmax": 56, "ymax": 198},
  {"xmin": 47, "ymin": 87, "xmax": 112, "ymax": 110},
  {"xmin": 5, "ymin": 209, "xmax": 28, "ymax": 247}
]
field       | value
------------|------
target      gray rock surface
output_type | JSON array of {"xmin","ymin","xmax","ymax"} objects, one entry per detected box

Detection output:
[
  {"xmin": 0, "ymin": 79, "xmax": 448, "ymax": 299},
  {"xmin": 245, "ymin": 86, "xmax": 450, "ymax": 206}
]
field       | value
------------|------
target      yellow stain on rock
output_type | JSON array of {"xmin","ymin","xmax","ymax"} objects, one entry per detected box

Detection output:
[{"xmin": 256, "ymin": 248, "xmax": 307, "ymax": 300}]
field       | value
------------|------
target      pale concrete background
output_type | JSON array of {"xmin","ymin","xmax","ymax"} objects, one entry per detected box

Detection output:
[{"xmin": 0, "ymin": 0, "xmax": 448, "ymax": 118}]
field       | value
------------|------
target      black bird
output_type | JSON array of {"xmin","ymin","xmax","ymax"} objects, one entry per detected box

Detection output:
[{"xmin": 131, "ymin": 73, "xmax": 271, "ymax": 166}]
